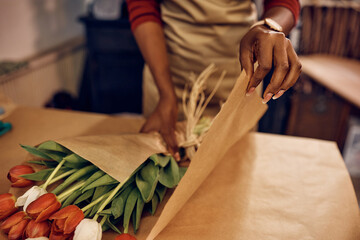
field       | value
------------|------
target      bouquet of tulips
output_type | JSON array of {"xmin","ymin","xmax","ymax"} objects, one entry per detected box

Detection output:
[
  {"xmin": 0, "ymin": 64, "xmax": 224, "ymax": 240},
  {"xmin": 1, "ymin": 140, "xmax": 187, "ymax": 240}
]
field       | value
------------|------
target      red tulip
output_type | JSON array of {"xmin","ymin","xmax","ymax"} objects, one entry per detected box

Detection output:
[
  {"xmin": 24, "ymin": 219, "xmax": 51, "ymax": 238},
  {"xmin": 114, "ymin": 233, "xmax": 137, "ymax": 240},
  {"xmin": 0, "ymin": 193, "xmax": 18, "ymax": 220},
  {"xmin": 49, "ymin": 225, "xmax": 73, "ymax": 240},
  {"xmin": 26, "ymin": 193, "xmax": 61, "ymax": 223},
  {"xmin": 0, "ymin": 211, "xmax": 29, "ymax": 240},
  {"xmin": 7, "ymin": 165, "xmax": 35, "ymax": 188},
  {"xmin": 49, "ymin": 205, "xmax": 84, "ymax": 236}
]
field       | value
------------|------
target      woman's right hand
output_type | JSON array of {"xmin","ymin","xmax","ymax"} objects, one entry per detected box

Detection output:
[{"xmin": 140, "ymin": 94, "xmax": 180, "ymax": 160}]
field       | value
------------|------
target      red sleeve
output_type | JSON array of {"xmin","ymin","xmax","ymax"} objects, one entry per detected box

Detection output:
[
  {"xmin": 264, "ymin": 0, "xmax": 300, "ymax": 24},
  {"xmin": 126, "ymin": 0, "xmax": 162, "ymax": 31}
]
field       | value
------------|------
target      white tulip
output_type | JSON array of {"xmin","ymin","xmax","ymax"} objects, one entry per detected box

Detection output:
[
  {"xmin": 74, "ymin": 218, "xmax": 102, "ymax": 240},
  {"xmin": 15, "ymin": 186, "xmax": 47, "ymax": 211},
  {"xmin": 25, "ymin": 238, "xmax": 49, "ymax": 240}
]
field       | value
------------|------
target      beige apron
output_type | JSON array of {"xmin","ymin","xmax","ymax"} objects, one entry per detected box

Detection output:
[{"xmin": 143, "ymin": 0, "xmax": 257, "ymax": 118}]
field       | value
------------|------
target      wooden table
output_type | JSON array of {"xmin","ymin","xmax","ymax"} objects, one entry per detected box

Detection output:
[{"xmin": 299, "ymin": 54, "xmax": 360, "ymax": 108}]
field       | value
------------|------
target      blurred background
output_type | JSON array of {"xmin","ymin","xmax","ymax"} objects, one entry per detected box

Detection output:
[{"xmin": 0, "ymin": 0, "xmax": 359, "ymax": 203}]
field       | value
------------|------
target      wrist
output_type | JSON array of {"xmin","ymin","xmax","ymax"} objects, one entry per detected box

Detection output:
[
  {"xmin": 157, "ymin": 79, "xmax": 176, "ymax": 102},
  {"xmin": 262, "ymin": 7, "xmax": 295, "ymax": 35},
  {"xmin": 159, "ymin": 91, "xmax": 177, "ymax": 104},
  {"xmin": 158, "ymin": 87, "xmax": 176, "ymax": 102},
  {"xmin": 250, "ymin": 18, "xmax": 283, "ymax": 33}
]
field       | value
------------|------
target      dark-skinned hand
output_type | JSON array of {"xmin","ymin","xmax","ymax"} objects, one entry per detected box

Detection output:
[
  {"xmin": 140, "ymin": 95, "xmax": 180, "ymax": 161},
  {"xmin": 240, "ymin": 25, "xmax": 302, "ymax": 103}
]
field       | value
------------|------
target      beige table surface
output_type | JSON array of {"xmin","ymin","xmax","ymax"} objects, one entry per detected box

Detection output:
[{"xmin": 0, "ymin": 105, "xmax": 359, "ymax": 240}]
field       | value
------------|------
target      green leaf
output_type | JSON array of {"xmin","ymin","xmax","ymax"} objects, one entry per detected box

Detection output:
[
  {"xmin": 42, "ymin": 160, "xmax": 59, "ymax": 168},
  {"xmin": 111, "ymin": 185, "xmax": 134, "ymax": 219},
  {"xmin": 74, "ymin": 188, "xmax": 95, "ymax": 205},
  {"xmin": 63, "ymin": 153, "xmax": 89, "ymax": 169},
  {"xmin": 39, "ymin": 150, "xmax": 66, "ymax": 162},
  {"xmin": 149, "ymin": 154, "xmax": 171, "ymax": 167},
  {"xmin": 123, "ymin": 188, "xmax": 139, "ymax": 233},
  {"xmin": 62, "ymin": 189, "xmax": 82, "ymax": 208},
  {"xmin": 159, "ymin": 157, "xmax": 180, "ymax": 188},
  {"xmin": 27, "ymin": 160, "xmax": 58, "ymax": 168},
  {"xmin": 179, "ymin": 167, "xmax": 187, "ymax": 180},
  {"xmin": 20, "ymin": 168, "xmax": 53, "ymax": 181},
  {"xmin": 20, "ymin": 167, "xmax": 70, "ymax": 181},
  {"xmin": 99, "ymin": 209, "xmax": 112, "ymax": 216},
  {"xmin": 82, "ymin": 174, "xmax": 118, "ymax": 192},
  {"xmin": 92, "ymin": 185, "xmax": 115, "ymax": 202},
  {"xmin": 51, "ymin": 165, "xmax": 98, "ymax": 195},
  {"xmin": 135, "ymin": 161, "xmax": 159, "ymax": 203},
  {"xmin": 150, "ymin": 193, "xmax": 159, "ymax": 215},
  {"xmin": 114, "ymin": 176, "xmax": 135, "ymax": 198},
  {"xmin": 80, "ymin": 170, "xmax": 105, "ymax": 191},
  {"xmin": 21, "ymin": 145, "xmax": 52, "ymax": 160},
  {"xmin": 90, "ymin": 198, "xmax": 106, "ymax": 217},
  {"xmin": 106, "ymin": 216, "xmax": 122, "ymax": 234},
  {"xmin": 132, "ymin": 194, "xmax": 145, "ymax": 234},
  {"xmin": 37, "ymin": 141, "xmax": 71, "ymax": 153},
  {"xmin": 27, "ymin": 160, "xmax": 46, "ymax": 166},
  {"xmin": 156, "ymin": 184, "xmax": 167, "ymax": 203}
]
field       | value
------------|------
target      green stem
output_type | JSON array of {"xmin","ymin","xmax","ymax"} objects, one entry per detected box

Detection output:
[
  {"xmin": 51, "ymin": 165, "xmax": 97, "ymax": 195},
  {"xmin": 81, "ymin": 192, "xmax": 111, "ymax": 212},
  {"xmin": 84, "ymin": 208, "xmax": 91, "ymax": 218},
  {"xmin": 93, "ymin": 181, "xmax": 125, "ymax": 221},
  {"xmin": 58, "ymin": 181, "xmax": 85, "ymax": 202},
  {"xmin": 42, "ymin": 159, "xmax": 66, "ymax": 190},
  {"xmin": 100, "ymin": 216, "xmax": 107, "ymax": 226},
  {"xmin": 40, "ymin": 169, "xmax": 77, "ymax": 188}
]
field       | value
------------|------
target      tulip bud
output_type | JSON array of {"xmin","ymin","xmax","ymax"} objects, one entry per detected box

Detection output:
[
  {"xmin": 1, "ymin": 211, "xmax": 29, "ymax": 240},
  {"xmin": 73, "ymin": 219, "xmax": 102, "ymax": 240},
  {"xmin": 26, "ymin": 193, "xmax": 61, "ymax": 223},
  {"xmin": 0, "ymin": 193, "xmax": 18, "ymax": 220},
  {"xmin": 114, "ymin": 233, "xmax": 137, "ymax": 240},
  {"xmin": 16, "ymin": 186, "xmax": 47, "ymax": 212},
  {"xmin": 49, "ymin": 225, "xmax": 73, "ymax": 240},
  {"xmin": 25, "ymin": 220, "xmax": 50, "ymax": 238},
  {"xmin": 49, "ymin": 205, "xmax": 84, "ymax": 235},
  {"xmin": 7, "ymin": 165, "xmax": 35, "ymax": 188}
]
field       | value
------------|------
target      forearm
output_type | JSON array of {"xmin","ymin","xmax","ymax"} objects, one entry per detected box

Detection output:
[{"xmin": 133, "ymin": 22, "xmax": 175, "ymax": 99}]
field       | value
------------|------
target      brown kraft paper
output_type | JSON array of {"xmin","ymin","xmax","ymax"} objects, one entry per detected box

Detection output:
[{"xmin": 1, "ymin": 70, "xmax": 359, "ymax": 239}]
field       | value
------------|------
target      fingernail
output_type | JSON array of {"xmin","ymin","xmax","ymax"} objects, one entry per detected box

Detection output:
[
  {"xmin": 272, "ymin": 90, "xmax": 285, "ymax": 100},
  {"xmin": 174, "ymin": 152, "xmax": 180, "ymax": 161},
  {"xmin": 246, "ymin": 87, "xmax": 256, "ymax": 97},
  {"xmin": 262, "ymin": 93, "xmax": 273, "ymax": 104}
]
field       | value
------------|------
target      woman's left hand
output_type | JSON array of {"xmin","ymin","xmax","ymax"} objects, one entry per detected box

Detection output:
[{"xmin": 239, "ymin": 25, "xmax": 302, "ymax": 103}]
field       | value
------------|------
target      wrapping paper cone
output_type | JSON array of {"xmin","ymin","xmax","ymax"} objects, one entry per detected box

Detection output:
[
  {"xmin": 145, "ymin": 70, "xmax": 267, "ymax": 239},
  {"xmin": 56, "ymin": 134, "xmax": 166, "ymax": 183}
]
